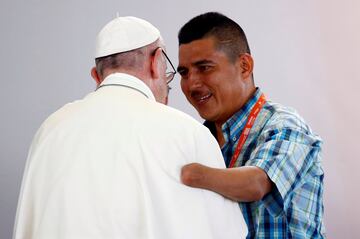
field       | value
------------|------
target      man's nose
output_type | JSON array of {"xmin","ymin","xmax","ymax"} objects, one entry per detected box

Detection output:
[{"xmin": 187, "ymin": 72, "xmax": 202, "ymax": 91}]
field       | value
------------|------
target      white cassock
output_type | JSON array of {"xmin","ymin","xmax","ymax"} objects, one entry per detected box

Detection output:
[{"xmin": 13, "ymin": 73, "xmax": 248, "ymax": 239}]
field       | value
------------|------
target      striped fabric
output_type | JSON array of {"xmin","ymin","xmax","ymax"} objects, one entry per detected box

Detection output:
[{"xmin": 205, "ymin": 88, "xmax": 325, "ymax": 238}]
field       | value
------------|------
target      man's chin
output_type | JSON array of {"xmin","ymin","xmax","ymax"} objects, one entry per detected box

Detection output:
[
  {"xmin": 190, "ymin": 102, "xmax": 217, "ymax": 121},
  {"xmin": 198, "ymin": 110, "xmax": 217, "ymax": 122}
]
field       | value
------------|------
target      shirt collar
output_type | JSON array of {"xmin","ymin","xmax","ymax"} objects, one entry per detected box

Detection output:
[
  {"xmin": 222, "ymin": 88, "xmax": 263, "ymax": 134},
  {"xmin": 98, "ymin": 73, "xmax": 156, "ymax": 101}
]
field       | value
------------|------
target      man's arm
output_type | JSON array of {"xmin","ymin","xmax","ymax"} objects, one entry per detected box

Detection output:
[{"xmin": 181, "ymin": 163, "xmax": 272, "ymax": 202}]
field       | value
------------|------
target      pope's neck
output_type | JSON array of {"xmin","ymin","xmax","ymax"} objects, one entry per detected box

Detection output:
[{"xmin": 101, "ymin": 69, "xmax": 149, "ymax": 85}]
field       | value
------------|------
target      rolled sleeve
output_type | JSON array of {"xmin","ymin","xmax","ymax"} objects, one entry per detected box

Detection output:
[{"xmin": 245, "ymin": 127, "xmax": 321, "ymax": 216}]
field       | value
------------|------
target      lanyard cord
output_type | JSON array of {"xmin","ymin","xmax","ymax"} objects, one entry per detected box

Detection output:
[{"xmin": 228, "ymin": 93, "xmax": 266, "ymax": 168}]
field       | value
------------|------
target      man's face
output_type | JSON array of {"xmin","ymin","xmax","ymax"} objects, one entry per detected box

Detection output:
[{"xmin": 178, "ymin": 37, "xmax": 246, "ymax": 124}]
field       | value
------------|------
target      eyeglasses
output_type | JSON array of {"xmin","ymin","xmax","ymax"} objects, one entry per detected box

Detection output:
[
  {"xmin": 162, "ymin": 49, "xmax": 176, "ymax": 84},
  {"xmin": 153, "ymin": 47, "xmax": 176, "ymax": 84}
]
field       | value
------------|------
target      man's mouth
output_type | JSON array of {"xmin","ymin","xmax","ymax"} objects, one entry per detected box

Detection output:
[{"xmin": 191, "ymin": 92, "xmax": 213, "ymax": 104}]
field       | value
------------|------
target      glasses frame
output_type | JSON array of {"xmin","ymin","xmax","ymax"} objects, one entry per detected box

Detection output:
[
  {"xmin": 161, "ymin": 49, "xmax": 176, "ymax": 84},
  {"xmin": 153, "ymin": 47, "xmax": 176, "ymax": 84}
]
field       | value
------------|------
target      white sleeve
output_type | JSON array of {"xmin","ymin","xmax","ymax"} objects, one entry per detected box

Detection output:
[
  {"xmin": 193, "ymin": 126, "xmax": 227, "ymax": 168},
  {"xmin": 192, "ymin": 126, "xmax": 248, "ymax": 239}
]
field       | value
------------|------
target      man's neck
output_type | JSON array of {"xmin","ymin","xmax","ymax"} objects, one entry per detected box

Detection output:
[
  {"xmin": 213, "ymin": 86, "xmax": 258, "ymax": 147},
  {"xmin": 215, "ymin": 124, "xmax": 226, "ymax": 147}
]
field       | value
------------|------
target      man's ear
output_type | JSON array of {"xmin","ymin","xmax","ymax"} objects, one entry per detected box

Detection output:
[
  {"xmin": 91, "ymin": 67, "xmax": 102, "ymax": 86},
  {"xmin": 239, "ymin": 53, "xmax": 254, "ymax": 79},
  {"xmin": 150, "ymin": 48, "xmax": 163, "ymax": 80}
]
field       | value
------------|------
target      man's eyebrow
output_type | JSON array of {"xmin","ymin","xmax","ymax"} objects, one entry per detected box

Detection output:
[
  {"xmin": 177, "ymin": 59, "xmax": 215, "ymax": 72},
  {"xmin": 193, "ymin": 60, "xmax": 215, "ymax": 66}
]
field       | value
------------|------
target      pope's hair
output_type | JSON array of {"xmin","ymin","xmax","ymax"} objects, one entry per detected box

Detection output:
[{"xmin": 95, "ymin": 40, "xmax": 160, "ymax": 78}]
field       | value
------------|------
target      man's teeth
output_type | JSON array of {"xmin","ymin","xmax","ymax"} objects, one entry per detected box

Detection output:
[{"xmin": 200, "ymin": 94, "xmax": 211, "ymax": 100}]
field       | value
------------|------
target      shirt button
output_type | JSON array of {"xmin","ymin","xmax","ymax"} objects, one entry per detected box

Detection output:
[{"xmin": 232, "ymin": 136, "xmax": 237, "ymax": 141}]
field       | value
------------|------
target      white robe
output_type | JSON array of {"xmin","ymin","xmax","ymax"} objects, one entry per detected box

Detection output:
[{"xmin": 13, "ymin": 73, "xmax": 248, "ymax": 239}]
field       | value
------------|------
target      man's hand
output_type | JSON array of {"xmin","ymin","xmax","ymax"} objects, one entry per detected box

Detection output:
[{"xmin": 181, "ymin": 163, "xmax": 210, "ymax": 188}]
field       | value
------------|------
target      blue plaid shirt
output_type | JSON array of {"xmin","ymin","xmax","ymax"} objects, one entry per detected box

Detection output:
[{"xmin": 204, "ymin": 89, "xmax": 325, "ymax": 238}]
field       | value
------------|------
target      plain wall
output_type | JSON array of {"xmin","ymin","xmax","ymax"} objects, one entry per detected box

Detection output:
[{"xmin": 1, "ymin": 0, "xmax": 359, "ymax": 238}]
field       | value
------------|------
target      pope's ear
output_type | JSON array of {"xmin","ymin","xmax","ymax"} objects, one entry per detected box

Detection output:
[
  {"xmin": 91, "ymin": 67, "xmax": 101, "ymax": 86},
  {"xmin": 150, "ymin": 48, "xmax": 163, "ymax": 80},
  {"xmin": 239, "ymin": 53, "xmax": 254, "ymax": 79}
]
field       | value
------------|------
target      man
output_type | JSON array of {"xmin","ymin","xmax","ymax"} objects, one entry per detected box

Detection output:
[
  {"xmin": 178, "ymin": 12, "xmax": 325, "ymax": 238},
  {"xmin": 13, "ymin": 16, "xmax": 247, "ymax": 239}
]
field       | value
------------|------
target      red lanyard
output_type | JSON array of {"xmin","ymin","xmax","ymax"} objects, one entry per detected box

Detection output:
[{"xmin": 228, "ymin": 93, "xmax": 266, "ymax": 168}]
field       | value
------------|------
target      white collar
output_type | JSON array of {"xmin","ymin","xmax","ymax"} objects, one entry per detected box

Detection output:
[{"xmin": 98, "ymin": 73, "xmax": 156, "ymax": 101}]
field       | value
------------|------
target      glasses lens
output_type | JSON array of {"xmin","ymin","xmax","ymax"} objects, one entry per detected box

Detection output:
[
  {"xmin": 161, "ymin": 49, "xmax": 176, "ymax": 84},
  {"xmin": 166, "ymin": 72, "xmax": 175, "ymax": 84}
]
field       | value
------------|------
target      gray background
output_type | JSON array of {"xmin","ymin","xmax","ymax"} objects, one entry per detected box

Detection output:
[{"xmin": 1, "ymin": 0, "xmax": 359, "ymax": 238}]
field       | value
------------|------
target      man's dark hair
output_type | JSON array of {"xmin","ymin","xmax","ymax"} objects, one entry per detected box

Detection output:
[{"xmin": 178, "ymin": 12, "xmax": 251, "ymax": 62}]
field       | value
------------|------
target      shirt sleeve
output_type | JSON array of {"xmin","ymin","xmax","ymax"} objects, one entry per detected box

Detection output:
[
  {"xmin": 193, "ymin": 126, "xmax": 227, "ymax": 168},
  {"xmin": 192, "ymin": 125, "xmax": 248, "ymax": 239},
  {"xmin": 245, "ymin": 127, "xmax": 322, "ymax": 216}
]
